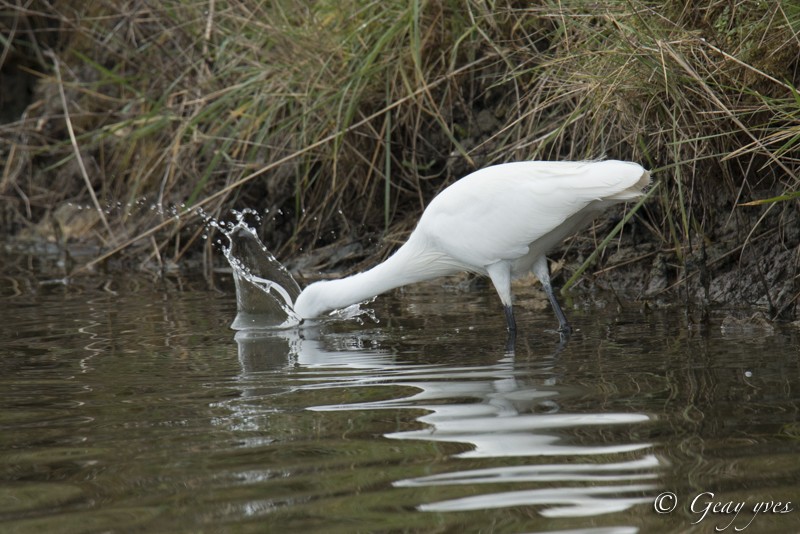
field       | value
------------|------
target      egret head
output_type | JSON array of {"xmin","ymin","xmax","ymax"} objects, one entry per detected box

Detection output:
[{"xmin": 293, "ymin": 280, "xmax": 334, "ymax": 319}]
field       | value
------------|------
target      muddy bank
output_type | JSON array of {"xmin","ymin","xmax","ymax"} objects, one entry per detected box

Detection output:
[{"xmin": 557, "ymin": 196, "xmax": 799, "ymax": 320}]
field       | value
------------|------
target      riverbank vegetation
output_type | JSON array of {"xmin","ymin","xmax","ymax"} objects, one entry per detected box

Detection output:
[{"xmin": 1, "ymin": 0, "xmax": 798, "ymax": 317}]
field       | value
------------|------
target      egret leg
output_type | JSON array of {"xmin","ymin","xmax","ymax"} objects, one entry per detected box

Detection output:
[
  {"xmin": 532, "ymin": 256, "xmax": 572, "ymax": 334},
  {"xmin": 504, "ymin": 331, "xmax": 517, "ymax": 357},
  {"xmin": 503, "ymin": 304, "xmax": 517, "ymax": 333},
  {"xmin": 486, "ymin": 262, "xmax": 516, "ymax": 333}
]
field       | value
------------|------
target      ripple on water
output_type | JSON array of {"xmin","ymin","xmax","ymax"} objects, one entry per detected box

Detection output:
[{"xmin": 1, "ymin": 274, "xmax": 799, "ymax": 532}]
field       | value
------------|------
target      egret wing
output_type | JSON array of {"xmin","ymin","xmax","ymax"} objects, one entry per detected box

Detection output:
[{"xmin": 419, "ymin": 161, "xmax": 648, "ymax": 268}]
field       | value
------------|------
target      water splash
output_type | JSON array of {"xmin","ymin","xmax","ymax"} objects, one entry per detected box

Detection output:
[
  {"xmin": 330, "ymin": 300, "xmax": 379, "ymax": 325},
  {"xmin": 208, "ymin": 209, "xmax": 375, "ymax": 330},
  {"xmin": 209, "ymin": 209, "xmax": 302, "ymax": 330}
]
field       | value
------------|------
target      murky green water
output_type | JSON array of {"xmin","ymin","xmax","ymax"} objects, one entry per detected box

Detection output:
[{"xmin": 2, "ymin": 270, "xmax": 799, "ymax": 533}]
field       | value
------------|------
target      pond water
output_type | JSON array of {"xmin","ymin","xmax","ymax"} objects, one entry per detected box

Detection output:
[{"xmin": 1, "ymin": 264, "xmax": 799, "ymax": 533}]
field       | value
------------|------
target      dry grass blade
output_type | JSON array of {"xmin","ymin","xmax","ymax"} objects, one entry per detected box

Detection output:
[
  {"xmin": 562, "ymin": 180, "xmax": 661, "ymax": 294},
  {"xmin": 738, "ymin": 191, "xmax": 800, "ymax": 206},
  {"xmin": 46, "ymin": 49, "xmax": 114, "ymax": 241}
]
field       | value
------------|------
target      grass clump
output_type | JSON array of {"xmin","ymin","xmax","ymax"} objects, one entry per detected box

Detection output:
[{"xmin": 1, "ymin": 0, "xmax": 798, "ymax": 315}]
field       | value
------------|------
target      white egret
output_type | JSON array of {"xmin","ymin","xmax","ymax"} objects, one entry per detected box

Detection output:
[{"xmin": 293, "ymin": 160, "xmax": 650, "ymax": 333}]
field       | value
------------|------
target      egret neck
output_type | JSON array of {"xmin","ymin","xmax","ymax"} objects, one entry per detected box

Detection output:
[{"xmin": 293, "ymin": 234, "xmax": 461, "ymax": 319}]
